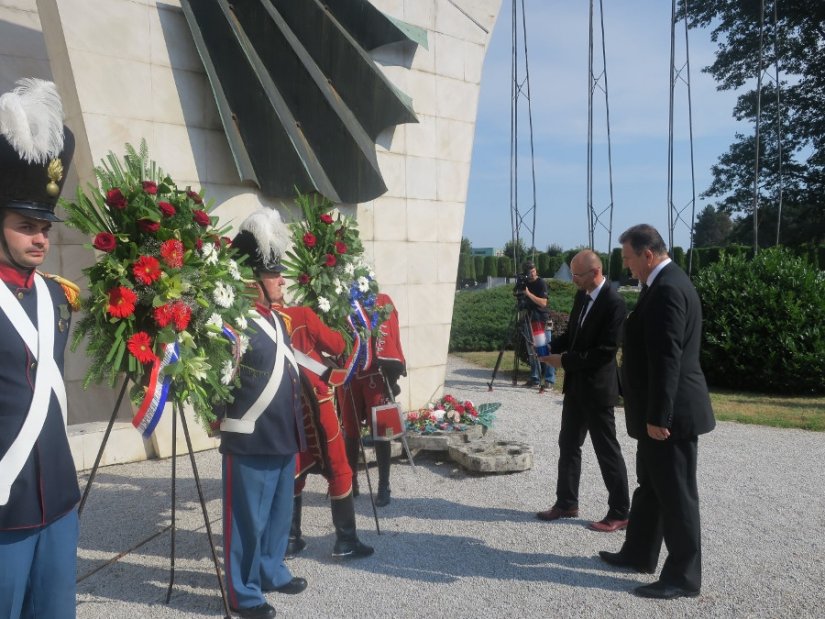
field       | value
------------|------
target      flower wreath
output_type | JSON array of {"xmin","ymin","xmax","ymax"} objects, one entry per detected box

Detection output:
[
  {"xmin": 282, "ymin": 192, "xmax": 391, "ymax": 377},
  {"xmin": 405, "ymin": 395, "xmax": 499, "ymax": 433},
  {"xmin": 61, "ymin": 141, "xmax": 254, "ymax": 434}
]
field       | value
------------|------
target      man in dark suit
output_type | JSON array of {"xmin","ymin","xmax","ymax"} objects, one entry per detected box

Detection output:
[
  {"xmin": 536, "ymin": 250, "xmax": 630, "ymax": 532},
  {"xmin": 599, "ymin": 224, "xmax": 715, "ymax": 600}
]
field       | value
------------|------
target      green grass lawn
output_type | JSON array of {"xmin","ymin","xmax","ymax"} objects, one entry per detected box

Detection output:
[{"xmin": 453, "ymin": 351, "xmax": 825, "ymax": 432}]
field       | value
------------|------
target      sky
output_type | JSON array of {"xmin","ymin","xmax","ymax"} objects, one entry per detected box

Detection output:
[{"xmin": 464, "ymin": 1, "xmax": 745, "ymax": 254}]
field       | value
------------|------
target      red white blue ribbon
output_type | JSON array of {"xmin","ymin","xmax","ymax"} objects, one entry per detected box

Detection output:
[{"xmin": 132, "ymin": 342, "xmax": 180, "ymax": 438}]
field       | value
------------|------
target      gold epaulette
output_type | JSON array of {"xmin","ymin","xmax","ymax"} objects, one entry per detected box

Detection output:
[
  {"xmin": 271, "ymin": 304, "xmax": 293, "ymax": 335},
  {"xmin": 38, "ymin": 271, "xmax": 81, "ymax": 311}
]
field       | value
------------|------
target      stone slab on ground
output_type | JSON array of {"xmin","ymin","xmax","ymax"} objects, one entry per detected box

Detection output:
[
  {"xmin": 449, "ymin": 439, "xmax": 533, "ymax": 473},
  {"xmin": 404, "ymin": 424, "xmax": 484, "ymax": 451}
]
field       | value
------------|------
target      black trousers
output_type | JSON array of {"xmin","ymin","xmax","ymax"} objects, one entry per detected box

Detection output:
[
  {"xmin": 555, "ymin": 392, "xmax": 629, "ymax": 519},
  {"xmin": 621, "ymin": 435, "xmax": 702, "ymax": 591}
]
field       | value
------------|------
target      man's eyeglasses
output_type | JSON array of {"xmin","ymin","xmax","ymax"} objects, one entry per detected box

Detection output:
[{"xmin": 571, "ymin": 268, "xmax": 595, "ymax": 279}]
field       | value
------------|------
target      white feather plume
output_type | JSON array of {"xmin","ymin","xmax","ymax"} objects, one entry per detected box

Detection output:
[
  {"xmin": 0, "ymin": 78, "xmax": 65, "ymax": 164},
  {"xmin": 239, "ymin": 208, "xmax": 291, "ymax": 264}
]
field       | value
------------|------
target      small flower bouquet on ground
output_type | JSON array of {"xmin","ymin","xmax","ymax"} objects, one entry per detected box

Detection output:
[
  {"xmin": 406, "ymin": 395, "xmax": 499, "ymax": 434},
  {"xmin": 282, "ymin": 192, "xmax": 391, "ymax": 364},
  {"xmin": 61, "ymin": 141, "xmax": 255, "ymax": 433}
]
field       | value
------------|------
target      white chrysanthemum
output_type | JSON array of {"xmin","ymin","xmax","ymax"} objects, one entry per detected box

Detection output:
[
  {"xmin": 235, "ymin": 314, "xmax": 248, "ymax": 331},
  {"xmin": 238, "ymin": 334, "xmax": 250, "ymax": 355},
  {"xmin": 220, "ymin": 360, "xmax": 235, "ymax": 385},
  {"xmin": 213, "ymin": 281, "xmax": 235, "ymax": 308},
  {"xmin": 369, "ymin": 270, "xmax": 375, "ymax": 279},
  {"xmin": 344, "ymin": 263, "xmax": 355, "ymax": 275},
  {"xmin": 201, "ymin": 241, "xmax": 219, "ymax": 265},
  {"xmin": 334, "ymin": 278, "xmax": 343, "ymax": 295},
  {"xmin": 432, "ymin": 408, "xmax": 445, "ymax": 421},
  {"xmin": 317, "ymin": 296, "xmax": 331, "ymax": 313},
  {"xmin": 205, "ymin": 312, "xmax": 223, "ymax": 337},
  {"xmin": 357, "ymin": 276, "xmax": 369, "ymax": 293},
  {"xmin": 227, "ymin": 259, "xmax": 242, "ymax": 281}
]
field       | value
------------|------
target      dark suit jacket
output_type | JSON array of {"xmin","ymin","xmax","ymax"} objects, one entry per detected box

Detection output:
[
  {"xmin": 551, "ymin": 282, "xmax": 625, "ymax": 408},
  {"xmin": 621, "ymin": 262, "xmax": 715, "ymax": 440}
]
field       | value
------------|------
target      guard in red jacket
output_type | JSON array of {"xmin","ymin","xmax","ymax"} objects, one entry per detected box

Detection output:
[
  {"xmin": 338, "ymin": 293, "xmax": 406, "ymax": 507},
  {"xmin": 273, "ymin": 302, "xmax": 374, "ymax": 559}
]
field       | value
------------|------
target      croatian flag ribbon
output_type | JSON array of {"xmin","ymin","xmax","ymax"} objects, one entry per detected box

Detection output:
[
  {"xmin": 531, "ymin": 321, "xmax": 550, "ymax": 357},
  {"xmin": 132, "ymin": 341, "xmax": 180, "ymax": 438}
]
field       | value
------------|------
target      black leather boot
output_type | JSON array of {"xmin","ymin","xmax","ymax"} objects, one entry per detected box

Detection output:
[
  {"xmin": 345, "ymin": 437, "xmax": 360, "ymax": 497},
  {"xmin": 285, "ymin": 495, "xmax": 306, "ymax": 558},
  {"xmin": 330, "ymin": 496, "xmax": 374, "ymax": 559},
  {"xmin": 374, "ymin": 440, "xmax": 392, "ymax": 507}
]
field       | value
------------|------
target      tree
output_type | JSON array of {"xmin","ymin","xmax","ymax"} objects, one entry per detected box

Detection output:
[
  {"xmin": 460, "ymin": 236, "xmax": 473, "ymax": 254},
  {"xmin": 546, "ymin": 243, "xmax": 564, "ymax": 257},
  {"xmin": 686, "ymin": 1, "xmax": 825, "ymax": 246},
  {"xmin": 502, "ymin": 238, "xmax": 531, "ymax": 268},
  {"xmin": 693, "ymin": 205, "xmax": 733, "ymax": 247}
]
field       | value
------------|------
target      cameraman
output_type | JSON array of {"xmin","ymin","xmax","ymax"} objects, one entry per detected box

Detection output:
[{"xmin": 517, "ymin": 260, "xmax": 556, "ymax": 388}]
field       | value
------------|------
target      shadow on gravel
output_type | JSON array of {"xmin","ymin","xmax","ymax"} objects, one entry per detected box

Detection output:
[{"xmin": 300, "ymin": 530, "xmax": 634, "ymax": 592}]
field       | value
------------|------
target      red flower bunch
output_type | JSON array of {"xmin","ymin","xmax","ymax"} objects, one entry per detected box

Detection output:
[
  {"xmin": 133, "ymin": 255, "xmax": 162, "ymax": 285},
  {"xmin": 127, "ymin": 332, "xmax": 156, "ymax": 364},
  {"xmin": 186, "ymin": 189, "xmax": 203, "ymax": 204},
  {"xmin": 193, "ymin": 210, "xmax": 210, "ymax": 227},
  {"xmin": 324, "ymin": 253, "xmax": 337, "ymax": 267},
  {"xmin": 158, "ymin": 201, "xmax": 176, "ymax": 217},
  {"xmin": 298, "ymin": 273, "xmax": 311, "ymax": 285},
  {"xmin": 335, "ymin": 241, "xmax": 347, "ymax": 254},
  {"xmin": 93, "ymin": 232, "xmax": 116, "ymax": 253},
  {"xmin": 107, "ymin": 286, "xmax": 137, "ymax": 318},
  {"xmin": 320, "ymin": 213, "xmax": 333, "ymax": 224},
  {"xmin": 142, "ymin": 180, "xmax": 158, "ymax": 195},
  {"xmin": 153, "ymin": 301, "xmax": 191, "ymax": 331},
  {"xmin": 160, "ymin": 239, "xmax": 184, "ymax": 268},
  {"xmin": 105, "ymin": 188, "xmax": 127, "ymax": 209},
  {"xmin": 138, "ymin": 219, "xmax": 160, "ymax": 234},
  {"xmin": 303, "ymin": 232, "xmax": 317, "ymax": 248}
]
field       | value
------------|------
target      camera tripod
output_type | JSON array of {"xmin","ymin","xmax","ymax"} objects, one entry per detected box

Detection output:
[{"xmin": 487, "ymin": 302, "xmax": 550, "ymax": 393}]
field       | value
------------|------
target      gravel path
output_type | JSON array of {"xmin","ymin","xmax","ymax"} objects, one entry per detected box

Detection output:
[{"xmin": 76, "ymin": 355, "xmax": 825, "ymax": 618}]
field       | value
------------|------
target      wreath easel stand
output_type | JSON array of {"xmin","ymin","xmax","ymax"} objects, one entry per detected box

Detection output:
[{"xmin": 77, "ymin": 377, "xmax": 231, "ymax": 619}]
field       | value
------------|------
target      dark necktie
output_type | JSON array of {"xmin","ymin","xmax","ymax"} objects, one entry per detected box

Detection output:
[
  {"xmin": 578, "ymin": 295, "xmax": 592, "ymax": 328},
  {"xmin": 639, "ymin": 283, "xmax": 649, "ymax": 301}
]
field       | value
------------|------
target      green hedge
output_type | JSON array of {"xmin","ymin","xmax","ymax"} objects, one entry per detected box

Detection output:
[
  {"xmin": 694, "ymin": 247, "xmax": 825, "ymax": 394},
  {"xmin": 450, "ymin": 280, "xmax": 578, "ymax": 352}
]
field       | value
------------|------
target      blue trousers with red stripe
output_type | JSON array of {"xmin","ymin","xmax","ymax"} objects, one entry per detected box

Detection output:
[
  {"xmin": 0, "ymin": 508, "xmax": 78, "ymax": 619},
  {"xmin": 222, "ymin": 454, "xmax": 296, "ymax": 610}
]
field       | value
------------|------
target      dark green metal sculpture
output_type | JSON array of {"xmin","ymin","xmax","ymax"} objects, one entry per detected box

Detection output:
[{"xmin": 181, "ymin": 0, "xmax": 423, "ymax": 203}]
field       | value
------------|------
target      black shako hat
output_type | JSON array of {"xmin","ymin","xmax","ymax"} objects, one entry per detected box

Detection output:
[
  {"xmin": 232, "ymin": 208, "xmax": 290, "ymax": 274},
  {"xmin": 0, "ymin": 79, "xmax": 74, "ymax": 222}
]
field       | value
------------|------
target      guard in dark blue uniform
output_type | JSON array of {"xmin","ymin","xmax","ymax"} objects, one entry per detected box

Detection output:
[
  {"xmin": 218, "ymin": 210, "xmax": 309, "ymax": 619},
  {"xmin": 0, "ymin": 79, "xmax": 79, "ymax": 619}
]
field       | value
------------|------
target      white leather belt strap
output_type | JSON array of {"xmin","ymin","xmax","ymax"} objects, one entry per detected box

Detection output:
[
  {"xmin": 0, "ymin": 275, "xmax": 67, "ymax": 505},
  {"xmin": 293, "ymin": 348, "xmax": 329, "ymax": 378},
  {"xmin": 221, "ymin": 314, "xmax": 299, "ymax": 434}
]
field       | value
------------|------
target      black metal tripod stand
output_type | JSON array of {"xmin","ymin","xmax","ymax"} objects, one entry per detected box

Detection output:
[{"xmin": 487, "ymin": 302, "xmax": 547, "ymax": 393}]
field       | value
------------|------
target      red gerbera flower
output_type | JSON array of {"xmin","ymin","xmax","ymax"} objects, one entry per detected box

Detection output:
[
  {"xmin": 320, "ymin": 214, "xmax": 333, "ymax": 224},
  {"xmin": 193, "ymin": 209, "xmax": 210, "ymax": 227},
  {"xmin": 158, "ymin": 201, "xmax": 176, "ymax": 217},
  {"xmin": 105, "ymin": 188, "xmax": 127, "ymax": 209},
  {"xmin": 107, "ymin": 286, "xmax": 137, "ymax": 318},
  {"xmin": 127, "ymin": 331, "xmax": 156, "ymax": 364},
  {"xmin": 335, "ymin": 241, "xmax": 347, "ymax": 254},
  {"xmin": 324, "ymin": 253, "xmax": 337, "ymax": 267},
  {"xmin": 160, "ymin": 239, "xmax": 184, "ymax": 269},
  {"xmin": 195, "ymin": 238, "xmax": 203, "ymax": 250},
  {"xmin": 171, "ymin": 301, "xmax": 192, "ymax": 332},
  {"xmin": 153, "ymin": 303, "xmax": 174, "ymax": 328},
  {"xmin": 298, "ymin": 273, "xmax": 311, "ymax": 285},
  {"xmin": 142, "ymin": 180, "xmax": 158, "ymax": 195},
  {"xmin": 133, "ymin": 255, "xmax": 162, "ymax": 285},
  {"xmin": 187, "ymin": 189, "xmax": 203, "ymax": 204},
  {"xmin": 303, "ymin": 232, "xmax": 317, "ymax": 248}
]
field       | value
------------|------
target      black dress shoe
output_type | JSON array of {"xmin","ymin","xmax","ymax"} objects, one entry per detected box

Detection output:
[
  {"xmin": 229, "ymin": 602, "xmax": 276, "ymax": 619},
  {"xmin": 633, "ymin": 581, "xmax": 700, "ymax": 599},
  {"xmin": 598, "ymin": 550, "xmax": 655, "ymax": 574},
  {"xmin": 271, "ymin": 577, "xmax": 307, "ymax": 595}
]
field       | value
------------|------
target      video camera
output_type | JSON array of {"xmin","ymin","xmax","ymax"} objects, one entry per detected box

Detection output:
[{"xmin": 513, "ymin": 272, "xmax": 530, "ymax": 309}]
